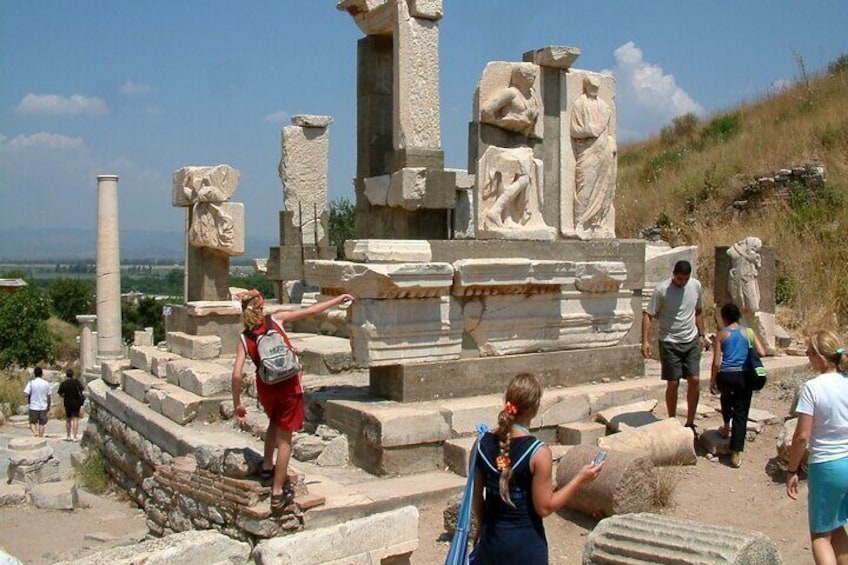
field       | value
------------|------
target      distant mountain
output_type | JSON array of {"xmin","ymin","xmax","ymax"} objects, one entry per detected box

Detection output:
[{"xmin": 0, "ymin": 228, "xmax": 276, "ymax": 262}]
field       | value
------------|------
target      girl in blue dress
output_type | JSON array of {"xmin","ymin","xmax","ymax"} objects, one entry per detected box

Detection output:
[{"xmin": 470, "ymin": 373, "xmax": 603, "ymax": 564}]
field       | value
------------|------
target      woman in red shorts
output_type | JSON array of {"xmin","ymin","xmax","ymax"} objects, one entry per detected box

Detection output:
[{"xmin": 231, "ymin": 289, "xmax": 354, "ymax": 514}]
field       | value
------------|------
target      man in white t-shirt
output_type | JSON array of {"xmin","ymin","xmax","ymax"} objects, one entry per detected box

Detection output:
[
  {"xmin": 641, "ymin": 260, "xmax": 708, "ymax": 433},
  {"xmin": 23, "ymin": 367, "xmax": 51, "ymax": 437}
]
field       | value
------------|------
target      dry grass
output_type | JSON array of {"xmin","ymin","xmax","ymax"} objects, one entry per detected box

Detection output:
[
  {"xmin": 652, "ymin": 466, "xmax": 682, "ymax": 510},
  {"xmin": 47, "ymin": 316, "xmax": 81, "ymax": 364},
  {"xmin": 0, "ymin": 370, "xmax": 27, "ymax": 410},
  {"xmin": 617, "ymin": 67, "xmax": 848, "ymax": 331}
]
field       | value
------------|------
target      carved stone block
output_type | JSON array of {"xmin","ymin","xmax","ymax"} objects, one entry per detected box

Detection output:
[
  {"xmin": 188, "ymin": 202, "xmax": 244, "ymax": 256},
  {"xmin": 172, "ymin": 165, "xmax": 240, "ymax": 207}
]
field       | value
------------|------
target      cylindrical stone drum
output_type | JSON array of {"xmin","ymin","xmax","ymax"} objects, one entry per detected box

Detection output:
[
  {"xmin": 555, "ymin": 445, "xmax": 657, "ymax": 518},
  {"xmin": 598, "ymin": 418, "xmax": 697, "ymax": 466}
]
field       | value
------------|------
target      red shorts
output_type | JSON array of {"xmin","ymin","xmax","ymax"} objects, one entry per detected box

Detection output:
[{"xmin": 256, "ymin": 373, "xmax": 304, "ymax": 432}]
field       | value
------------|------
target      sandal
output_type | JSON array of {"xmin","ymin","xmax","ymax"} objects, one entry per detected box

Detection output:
[{"xmin": 269, "ymin": 481, "xmax": 296, "ymax": 516}]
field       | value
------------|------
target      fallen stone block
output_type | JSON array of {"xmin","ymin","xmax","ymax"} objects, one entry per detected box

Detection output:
[
  {"xmin": 253, "ymin": 505, "xmax": 419, "ymax": 565},
  {"xmin": 595, "ymin": 399, "xmax": 659, "ymax": 432},
  {"xmin": 30, "ymin": 480, "xmax": 78, "ymax": 510},
  {"xmin": 293, "ymin": 435, "xmax": 326, "ymax": 462},
  {"xmin": 557, "ymin": 421, "xmax": 607, "ymax": 445},
  {"xmin": 0, "ymin": 483, "xmax": 27, "ymax": 507},
  {"xmin": 8, "ymin": 457, "xmax": 61, "ymax": 486},
  {"xmin": 776, "ymin": 418, "xmax": 797, "ymax": 464},
  {"xmin": 598, "ymin": 418, "xmax": 697, "ymax": 466},
  {"xmin": 747, "ymin": 408, "xmax": 779, "ymax": 425},
  {"xmin": 54, "ymin": 530, "xmax": 251, "ymax": 565},
  {"xmin": 166, "ymin": 331, "xmax": 222, "ymax": 360},
  {"xmin": 583, "ymin": 512, "xmax": 783, "ymax": 564},
  {"xmin": 316, "ymin": 435, "xmax": 349, "ymax": 467},
  {"xmin": 556, "ymin": 445, "xmax": 656, "ymax": 518}
]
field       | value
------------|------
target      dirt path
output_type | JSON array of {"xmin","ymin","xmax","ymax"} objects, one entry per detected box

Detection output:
[{"xmin": 412, "ymin": 375, "xmax": 812, "ymax": 564}]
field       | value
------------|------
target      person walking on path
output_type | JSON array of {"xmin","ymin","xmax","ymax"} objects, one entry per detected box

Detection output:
[
  {"xmin": 710, "ymin": 303, "xmax": 765, "ymax": 468},
  {"xmin": 231, "ymin": 289, "xmax": 354, "ymax": 515},
  {"xmin": 641, "ymin": 260, "xmax": 708, "ymax": 433},
  {"xmin": 786, "ymin": 330, "xmax": 848, "ymax": 565},
  {"xmin": 470, "ymin": 373, "xmax": 603, "ymax": 564},
  {"xmin": 23, "ymin": 367, "xmax": 51, "ymax": 438},
  {"xmin": 58, "ymin": 368, "xmax": 85, "ymax": 441}
]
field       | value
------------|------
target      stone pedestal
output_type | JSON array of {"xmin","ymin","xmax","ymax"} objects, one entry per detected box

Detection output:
[
  {"xmin": 7, "ymin": 437, "xmax": 60, "ymax": 486},
  {"xmin": 96, "ymin": 174, "xmax": 123, "ymax": 361},
  {"xmin": 76, "ymin": 314, "xmax": 98, "ymax": 372}
]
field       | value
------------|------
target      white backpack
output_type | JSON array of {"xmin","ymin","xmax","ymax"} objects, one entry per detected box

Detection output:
[{"xmin": 244, "ymin": 316, "xmax": 301, "ymax": 385}]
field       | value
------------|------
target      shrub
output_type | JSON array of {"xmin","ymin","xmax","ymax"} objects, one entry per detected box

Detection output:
[
  {"xmin": 47, "ymin": 277, "xmax": 95, "ymax": 324},
  {"xmin": 660, "ymin": 113, "xmax": 699, "ymax": 145},
  {"xmin": 73, "ymin": 448, "xmax": 110, "ymax": 494},
  {"xmin": 699, "ymin": 113, "xmax": 742, "ymax": 146},
  {"xmin": 0, "ymin": 370, "xmax": 27, "ymax": 410},
  {"xmin": 0, "ymin": 286, "xmax": 54, "ymax": 369},
  {"xmin": 828, "ymin": 54, "xmax": 848, "ymax": 75},
  {"xmin": 329, "ymin": 197, "xmax": 357, "ymax": 259}
]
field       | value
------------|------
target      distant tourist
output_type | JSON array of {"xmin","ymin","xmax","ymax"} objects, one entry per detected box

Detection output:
[
  {"xmin": 710, "ymin": 303, "xmax": 765, "ymax": 467},
  {"xmin": 470, "ymin": 373, "xmax": 603, "ymax": 564},
  {"xmin": 641, "ymin": 260, "xmax": 707, "ymax": 434},
  {"xmin": 58, "ymin": 368, "xmax": 85, "ymax": 442},
  {"xmin": 786, "ymin": 330, "xmax": 848, "ymax": 565},
  {"xmin": 231, "ymin": 289, "xmax": 354, "ymax": 515},
  {"xmin": 24, "ymin": 367, "xmax": 51, "ymax": 438}
]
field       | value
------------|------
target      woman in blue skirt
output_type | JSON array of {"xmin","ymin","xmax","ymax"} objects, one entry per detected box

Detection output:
[
  {"xmin": 470, "ymin": 373, "xmax": 603, "ymax": 564},
  {"xmin": 786, "ymin": 330, "xmax": 848, "ymax": 564}
]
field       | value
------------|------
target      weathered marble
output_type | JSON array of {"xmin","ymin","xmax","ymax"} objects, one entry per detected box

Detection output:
[
  {"xmin": 172, "ymin": 165, "xmax": 240, "ymax": 207},
  {"xmin": 96, "ymin": 175, "xmax": 123, "ymax": 361}
]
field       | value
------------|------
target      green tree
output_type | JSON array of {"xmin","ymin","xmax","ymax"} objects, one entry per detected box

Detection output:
[
  {"xmin": 328, "ymin": 197, "xmax": 357, "ymax": 259},
  {"xmin": 0, "ymin": 287, "xmax": 54, "ymax": 368},
  {"xmin": 230, "ymin": 273, "xmax": 274, "ymax": 298},
  {"xmin": 47, "ymin": 277, "xmax": 95, "ymax": 324},
  {"xmin": 122, "ymin": 296, "xmax": 168, "ymax": 344}
]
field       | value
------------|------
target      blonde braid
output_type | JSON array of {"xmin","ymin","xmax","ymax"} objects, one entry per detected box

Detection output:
[{"xmin": 496, "ymin": 407, "xmax": 516, "ymax": 507}]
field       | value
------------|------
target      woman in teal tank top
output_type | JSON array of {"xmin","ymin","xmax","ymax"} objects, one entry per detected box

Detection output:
[{"xmin": 710, "ymin": 303, "xmax": 766, "ymax": 467}]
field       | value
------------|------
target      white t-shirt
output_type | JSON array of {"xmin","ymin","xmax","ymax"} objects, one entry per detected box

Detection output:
[
  {"xmin": 24, "ymin": 377, "xmax": 51, "ymax": 411},
  {"xmin": 795, "ymin": 371, "xmax": 848, "ymax": 464},
  {"xmin": 646, "ymin": 278, "xmax": 703, "ymax": 343}
]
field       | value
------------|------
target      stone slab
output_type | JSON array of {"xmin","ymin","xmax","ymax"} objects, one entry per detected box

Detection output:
[
  {"xmin": 557, "ymin": 421, "xmax": 607, "ymax": 445},
  {"xmin": 344, "ymin": 239, "xmax": 433, "ymax": 263},
  {"xmin": 595, "ymin": 400, "xmax": 660, "ymax": 432},
  {"xmin": 122, "ymin": 369, "xmax": 161, "ymax": 403},
  {"xmin": 443, "ymin": 436, "xmax": 477, "ymax": 477},
  {"xmin": 522, "ymin": 45, "xmax": 581, "ymax": 69},
  {"xmin": 8, "ymin": 437, "xmax": 48, "ymax": 451},
  {"xmin": 254, "ymin": 506, "xmax": 418, "ymax": 565},
  {"xmin": 166, "ymin": 332, "xmax": 222, "ymax": 360},
  {"xmin": 100, "ymin": 358, "xmax": 131, "ymax": 387},
  {"xmin": 288, "ymin": 333, "xmax": 357, "ymax": 375},
  {"xmin": 30, "ymin": 480, "xmax": 78, "ymax": 510},
  {"xmin": 129, "ymin": 345, "xmax": 160, "ymax": 373},
  {"xmin": 55, "ymin": 530, "xmax": 251, "ymax": 565},
  {"xmin": 292, "ymin": 114, "xmax": 333, "ymax": 128},
  {"xmin": 164, "ymin": 359, "xmax": 231, "ymax": 397},
  {"xmin": 0, "ymin": 483, "xmax": 27, "ymax": 507},
  {"xmin": 370, "ymin": 344, "xmax": 643, "ymax": 402}
]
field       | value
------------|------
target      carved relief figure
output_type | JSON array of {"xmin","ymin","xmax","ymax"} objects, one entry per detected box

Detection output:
[
  {"xmin": 480, "ymin": 63, "xmax": 540, "ymax": 138},
  {"xmin": 727, "ymin": 236, "xmax": 762, "ymax": 312},
  {"xmin": 181, "ymin": 165, "xmax": 237, "ymax": 203},
  {"xmin": 570, "ymin": 75, "xmax": 617, "ymax": 239},
  {"xmin": 189, "ymin": 202, "xmax": 235, "ymax": 251},
  {"xmin": 480, "ymin": 145, "xmax": 548, "ymax": 232}
]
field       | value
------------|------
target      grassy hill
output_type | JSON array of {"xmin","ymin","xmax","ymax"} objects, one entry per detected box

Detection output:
[{"xmin": 616, "ymin": 57, "xmax": 848, "ymax": 332}]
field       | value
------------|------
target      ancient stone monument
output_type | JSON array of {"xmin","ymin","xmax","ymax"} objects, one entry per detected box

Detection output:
[
  {"xmin": 172, "ymin": 164, "xmax": 244, "ymax": 302},
  {"xmin": 715, "ymin": 237, "xmax": 777, "ymax": 354},
  {"xmin": 267, "ymin": 115, "xmax": 337, "ymax": 301},
  {"xmin": 95, "ymin": 174, "xmax": 123, "ymax": 362}
]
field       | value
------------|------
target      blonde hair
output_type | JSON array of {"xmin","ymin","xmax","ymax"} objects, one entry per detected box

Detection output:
[
  {"xmin": 240, "ymin": 292, "xmax": 264, "ymax": 330},
  {"xmin": 495, "ymin": 373, "xmax": 543, "ymax": 507},
  {"xmin": 807, "ymin": 330, "xmax": 848, "ymax": 373}
]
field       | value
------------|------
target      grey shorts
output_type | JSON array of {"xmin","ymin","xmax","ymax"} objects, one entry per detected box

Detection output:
[
  {"xmin": 659, "ymin": 338, "xmax": 701, "ymax": 381},
  {"xmin": 28, "ymin": 409, "xmax": 48, "ymax": 425}
]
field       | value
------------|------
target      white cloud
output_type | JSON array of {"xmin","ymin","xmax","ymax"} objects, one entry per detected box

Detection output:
[
  {"xmin": 2, "ymin": 132, "xmax": 85, "ymax": 150},
  {"xmin": 120, "ymin": 80, "xmax": 154, "ymax": 95},
  {"xmin": 264, "ymin": 110, "xmax": 289, "ymax": 123},
  {"xmin": 606, "ymin": 42, "xmax": 704, "ymax": 140},
  {"xmin": 15, "ymin": 93, "xmax": 109, "ymax": 116}
]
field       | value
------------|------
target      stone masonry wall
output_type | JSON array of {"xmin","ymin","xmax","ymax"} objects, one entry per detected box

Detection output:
[{"xmin": 85, "ymin": 396, "xmax": 305, "ymax": 542}]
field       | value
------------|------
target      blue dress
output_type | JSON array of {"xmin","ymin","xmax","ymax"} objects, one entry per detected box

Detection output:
[{"xmin": 472, "ymin": 433, "xmax": 548, "ymax": 565}]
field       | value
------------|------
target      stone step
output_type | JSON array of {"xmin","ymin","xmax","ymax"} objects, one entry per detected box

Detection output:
[
  {"xmin": 166, "ymin": 331, "xmax": 222, "ymax": 360},
  {"xmin": 323, "ymin": 376, "xmax": 666, "ymax": 476},
  {"xmin": 121, "ymin": 369, "xmax": 163, "ymax": 404},
  {"xmin": 288, "ymin": 333, "xmax": 358, "ymax": 375},
  {"xmin": 145, "ymin": 381, "xmax": 227, "ymax": 425},
  {"xmin": 164, "ymin": 359, "xmax": 231, "ymax": 397},
  {"xmin": 129, "ymin": 345, "xmax": 181, "ymax": 377}
]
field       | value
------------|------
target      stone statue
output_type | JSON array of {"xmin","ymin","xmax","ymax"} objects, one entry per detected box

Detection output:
[
  {"xmin": 570, "ymin": 75, "xmax": 616, "ymax": 240},
  {"xmin": 173, "ymin": 164, "xmax": 239, "ymax": 207},
  {"xmin": 189, "ymin": 203, "xmax": 235, "ymax": 252},
  {"xmin": 480, "ymin": 63, "xmax": 540, "ymax": 138},
  {"xmin": 727, "ymin": 237, "xmax": 762, "ymax": 312},
  {"xmin": 479, "ymin": 145, "xmax": 552, "ymax": 237}
]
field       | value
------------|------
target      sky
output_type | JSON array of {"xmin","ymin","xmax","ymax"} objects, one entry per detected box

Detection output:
[{"xmin": 1, "ymin": 1, "xmax": 846, "ymax": 244}]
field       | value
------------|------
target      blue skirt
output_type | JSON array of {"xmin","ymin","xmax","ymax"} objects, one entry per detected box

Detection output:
[{"xmin": 808, "ymin": 454, "xmax": 848, "ymax": 533}]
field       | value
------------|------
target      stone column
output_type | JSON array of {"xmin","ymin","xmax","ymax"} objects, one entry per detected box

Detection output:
[
  {"xmin": 75, "ymin": 314, "xmax": 97, "ymax": 371},
  {"xmin": 95, "ymin": 175, "xmax": 123, "ymax": 361}
]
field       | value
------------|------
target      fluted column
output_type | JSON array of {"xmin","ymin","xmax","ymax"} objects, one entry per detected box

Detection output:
[{"xmin": 95, "ymin": 175, "xmax": 123, "ymax": 361}]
